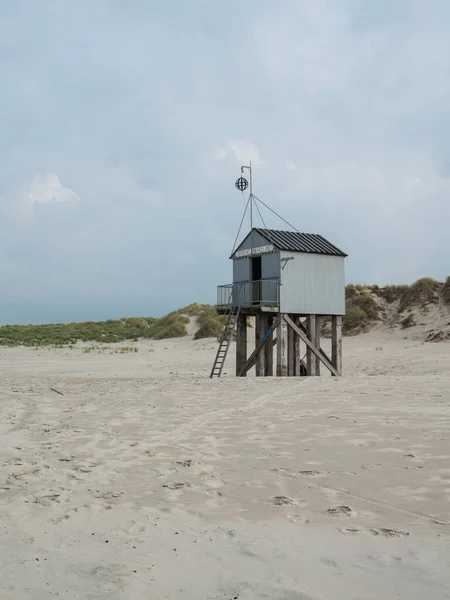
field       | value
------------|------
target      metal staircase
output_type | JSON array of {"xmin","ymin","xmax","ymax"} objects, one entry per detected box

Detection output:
[{"xmin": 210, "ymin": 304, "xmax": 241, "ymax": 378}]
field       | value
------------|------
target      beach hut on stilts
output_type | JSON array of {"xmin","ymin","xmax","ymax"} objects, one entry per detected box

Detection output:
[{"xmin": 210, "ymin": 163, "xmax": 348, "ymax": 379}]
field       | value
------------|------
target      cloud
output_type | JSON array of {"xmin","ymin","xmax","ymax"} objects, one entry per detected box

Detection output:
[
  {"xmin": 25, "ymin": 174, "xmax": 79, "ymax": 205},
  {"xmin": 15, "ymin": 173, "xmax": 79, "ymax": 224},
  {"xmin": 213, "ymin": 140, "xmax": 264, "ymax": 167}
]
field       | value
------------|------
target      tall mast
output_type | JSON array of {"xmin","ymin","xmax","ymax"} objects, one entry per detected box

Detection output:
[{"xmin": 240, "ymin": 162, "xmax": 253, "ymax": 230}]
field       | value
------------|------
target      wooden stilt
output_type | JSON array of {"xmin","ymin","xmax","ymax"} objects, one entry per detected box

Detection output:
[
  {"xmin": 238, "ymin": 316, "xmax": 281, "ymax": 377},
  {"xmin": 284, "ymin": 315, "xmax": 339, "ymax": 377},
  {"xmin": 294, "ymin": 316, "xmax": 301, "ymax": 376},
  {"xmin": 236, "ymin": 312, "xmax": 247, "ymax": 377},
  {"xmin": 276, "ymin": 315, "xmax": 288, "ymax": 377},
  {"xmin": 234, "ymin": 312, "xmax": 341, "ymax": 379},
  {"xmin": 314, "ymin": 316, "xmax": 321, "ymax": 376},
  {"xmin": 331, "ymin": 315, "xmax": 343, "ymax": 376},
  {"xmin": 255, "ymin": 313, "xmax": 265, "ymax": 377},
  {"xmin": 306, "ymin": 315, "xmax": 316, "ymax": 376},
  {"xmin": 287, "ymin": 313, "xmax": 295, "ymax": 376},
  {"xmin": 264, "ymin": 314, "xmax": 274, "ymax": 376}
]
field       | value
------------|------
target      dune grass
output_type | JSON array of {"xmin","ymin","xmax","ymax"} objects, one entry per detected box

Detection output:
[
  {"xmin": 343, "ymin": 305, "xmax": 369, "ymax": 333},
  {"xmin": 1, "ymin": 278, "xmax": 448, "ymax": 347},
  {"xmin": 442, "ymin": 276, "xmax": 450, "ymax": 306},
  {"xmin": 82, "ymin": 345, "xmax": 139, "ymax": 354},
  {"xmin": 372, "ymin": 284, "xmax": 410, "ymax": 304},
  {"xmin": 193, "ymin": 305, "xmax": 225, "ymax": 340},
  {"xmin": 398, "ymin": 277, "xmax": 441, "ymax": 312},
  {"xmin": 343, "ymin": 286, "xmax": 380, "ymax": 333},
  {"xmin": 150, "ymin": 312, "xmax": 190, "ymax": 340},
  {"xmin": 0, "ymin": 303, "xmax": 224, "ymax": 347},
  {"xmin": 0, "ymin": 317, "xmax": 157, "ymax": 347}
]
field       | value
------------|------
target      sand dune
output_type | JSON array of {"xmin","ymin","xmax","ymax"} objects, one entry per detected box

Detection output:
[{"xmin": 0, "ymin": 331, "xmax": 449, "ymax": 599}]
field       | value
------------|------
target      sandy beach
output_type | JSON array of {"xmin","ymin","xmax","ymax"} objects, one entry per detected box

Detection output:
[{"xmin": 1, "ymin": 331, "xmax": 449, "ymax": 599}]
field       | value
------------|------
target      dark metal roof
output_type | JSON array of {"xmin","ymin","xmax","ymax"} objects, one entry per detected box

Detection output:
[{"xmin": 233, "ymin": 228, "xmax": 347, "ymax": 258}]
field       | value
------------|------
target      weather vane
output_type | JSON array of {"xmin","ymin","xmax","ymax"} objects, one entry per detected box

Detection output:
[{"xmin": 235, "ymin": 163, "xmax": 252, "ymax": 194}]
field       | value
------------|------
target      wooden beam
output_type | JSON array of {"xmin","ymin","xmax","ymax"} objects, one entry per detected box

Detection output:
[
  {"xmin": 314, "ymin": 316, "xmax": 321, "ymax": 376},
  {"xmin": 293, "ymin": 316, "xmax": 301, "ymax": 376},
  {"xmin": 238, "ymin": 316, "xmax": 281, "ymax": 377},
  {"xmin": 255, "ymin": 313, "xmax": 265, "ymax": 377},
  {"xmin": 306, "ymin": 315, "xmax": 316, "ymax": 376},
  {"xmin": 235, "ymin": 312, "xmax": 247, "ymax": 377},
  {"xmin": 284, "ymin": 315, "xmax": 339, "ymax": 377},
  {"xmin": 287, "ymin": 314, "xmax": 295, "ymax": 376},
  {"xmin": 331, "ymin": 315, "xmax": 343, "ymax": 376},
  {"xmin": 276, "ymin": 315, "xmax": 288, "ymax": 377},
  {"xmin": 264, "ymin": 314, "xmax": 274, "ymax": 376}
]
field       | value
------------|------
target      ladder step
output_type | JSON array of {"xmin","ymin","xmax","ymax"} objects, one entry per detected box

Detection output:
[{"xmin": 210, "ymin": 304, "xmax": 241, "ymax": 378}]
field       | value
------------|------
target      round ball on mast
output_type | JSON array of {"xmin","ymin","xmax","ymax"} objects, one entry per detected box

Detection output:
[{"xmin": 235, "ymin": 177, "xmax": 249, "ymax": 193}]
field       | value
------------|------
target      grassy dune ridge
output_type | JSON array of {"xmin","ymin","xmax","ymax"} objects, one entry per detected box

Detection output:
[
  {"xmin": 0, "ymin": 278, "xmax": 449, "ymax": 347},
  {"xmin": 0, "ymin": 304, "xmax": 225, "ymax": 347}
]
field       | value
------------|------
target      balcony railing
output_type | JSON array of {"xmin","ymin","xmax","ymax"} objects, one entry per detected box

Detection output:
[{"xmin": 217, "ymin": 279, "xmax": 279, "ymax": 308}]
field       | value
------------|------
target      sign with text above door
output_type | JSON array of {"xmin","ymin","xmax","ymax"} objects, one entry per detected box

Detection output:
[{"xmin": 235, "ymin": 244, "xmax": 274, "ymax": 259}]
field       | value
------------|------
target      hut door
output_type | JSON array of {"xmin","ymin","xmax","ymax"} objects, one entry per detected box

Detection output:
[{"xmin": 251, "ymin": 256, "xmax": 262, "ymax": 304}]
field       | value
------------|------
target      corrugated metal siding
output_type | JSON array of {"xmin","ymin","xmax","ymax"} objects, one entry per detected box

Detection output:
[
  {"xmin": 280, "ymin": 251, "xmax": 345, "ymax": 315},
  {"xmin": 262, "ymin": 252, "xmax": 280, "ymax": 279},
  {"xmin": 233, "ymin": 257, "xmax": 250, "ymax": 282}
]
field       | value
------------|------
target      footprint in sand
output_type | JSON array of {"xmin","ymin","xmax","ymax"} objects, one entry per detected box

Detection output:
[
  {"xmin": 50, "ymin": 506, "xmax": 81, "ymax": 524},
  {"xmin": 92, "ymin": 490, "xmax": 124, "ymax": 500},
  {"xmin": 176, "ymin": 459, "xmax": 194, "ymax": 467},
  {"xmin": 271, "ymin": 468, "xmax": 297, "ymax": 479},
  {"xmin": 32, "ymin": 493, "xmax": 62, "ymax": 506},
  {"xmin": 288, "ymin": 513, "xmax": 310, "ymax": 524},
  {"xmin": 273, "ymin": 496, "xmax": 295, "ymax": 506},
  {"xmin": 340, "ymin": 527, "xmax": 409, "ymax": 537},
  {"xmin": 327, "ymin": 505, "xmax": 354, "ymax": 517},
  {"xmin": 27, "ymin": 486, "xmax": 69, "ymax": 507},
  {"xmin": 321, "ymin": 558, "xmax": 339, "ymax": 567},
  {"xmin": 162, "ymin": 482, "xmax": 191, "ymax": 490},
  {"xmin": 372, "ymin": 528, "xmax": 410, "ymax": 537},
  {"xmin": 72, "ymin": 462, "xmax": 98, "ymax": 474},
  {"xmin": 367, "ymin": 554, "xmax": 403, "ymax": 566}
]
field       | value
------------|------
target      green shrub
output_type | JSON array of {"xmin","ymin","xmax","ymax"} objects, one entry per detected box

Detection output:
[
  {"xmin": 150, "ymin": 313, "xmax": 189, "ymax": 340},
  {"xmin": 343, "ymin": 287, "xmax": 380, "ymax": 334},
  {"xmin": 350, "ymin": 291, "xmax": 379, "ymax": 320},
  {"xmin": 345, "ymin": 284, "xmax": 364, "ymax": 300},
  {"xmin": 121, "ymin": 317, "xmax": 150, "ymax": 330},
  {"xmin": 343, "ymin": 305, "xmax": 369, "ymax": 333},
  {"xmin": 195, "ymin": 317, "xmax": 223, "ymax": 340},
  {"xmin": 194, "ymin": 305, "xmax": 225, "ymax": 340}
]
